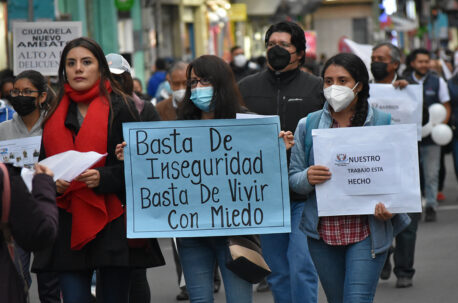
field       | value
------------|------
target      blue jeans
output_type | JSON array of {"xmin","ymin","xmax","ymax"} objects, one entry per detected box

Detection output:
[
  {"xmin": 419, "ymin": 144, "xmax": 441, "ymax": 209},
  {"xmin": 308, "ymin": 237, "xmax": 387, "ymax": 303},
  {"xmin": 59, "ymin": 267, "xmax": 131, "ymax": 303},
  {"xmin": 177, "ymin": 237, "xmax": 252, "ymax": 303},
  {"xmin": 260, "ymin": 202, "xmax": 318, "ymax": 303}
]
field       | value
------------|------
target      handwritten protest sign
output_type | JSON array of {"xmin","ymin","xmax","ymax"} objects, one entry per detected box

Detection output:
[
  {"xmin": 368, "ymin": 83, "xmax": 423, "ymax": 140},
  {"xmin": 123, "ymin": 117, "xmax": 291, "ymax": 238},
  {"xmin": 312, "ymin": 124, "xmax": 421, "ymax": 216},
  {"xmin": 0, "ymin": 136, "xmax": 41, "ymax": 168},
  {"xmin": 12, "ymin": 21, "xmax": 82, "ymax": 76}
]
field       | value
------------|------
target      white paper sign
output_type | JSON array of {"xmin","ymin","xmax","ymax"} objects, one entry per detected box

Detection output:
[
  {"xmin": 12, "ymin": 21, "xmax": 82, "ymax": 76},
  {"xmin": 21, "ymin": 150, "xmax": 106, "ymax": 192},
  {"xmin": 0, "ymin": 136, "xmax": 41, "ymax": 168},
  {"xmin": 312, "ymin": 124, "xmax": 421, "ymax": 216},
  {"xmin": 368, "ymin": 84, "xmax": 423, "ymax": 140}
]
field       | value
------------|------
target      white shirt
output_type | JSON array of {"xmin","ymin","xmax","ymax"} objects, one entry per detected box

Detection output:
[{"xmin": 412, "ymin": 72, "xmax": 450, "ymax": 103}]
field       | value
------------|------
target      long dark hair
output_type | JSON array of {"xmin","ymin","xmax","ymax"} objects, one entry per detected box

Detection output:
[
  {"xmin": 177, "ymin": 55, "xmax": 243, "ymax": 120},
  {"xmin": 321, "ymin": 53, "xmax": 370, "ymax": 127},
  {"xmin": 14, "ymin": 70, "xmax": 55, "ymax": 112},
  {"xmin": 112, "ymin": 72, "xmax": 134, "ymax": 96},
  {"xmin": 44, "ymin": 37, "xmax": 130, "ymax": 123}
]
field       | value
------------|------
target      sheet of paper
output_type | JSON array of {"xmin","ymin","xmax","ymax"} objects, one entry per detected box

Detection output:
[
  {"xmin": 0, "ymin": 136, "xmax": 41, "ymax": 168},
  {"xmin": 312, "ymin": 124, "xmax": 421, "ymax": 216},
  {"xmin": 236, "ymin": 113, "xmax": 277, "ymax": 119},
  {"xmin": 21, "ymin": 150, "xmax": 107, "ymax": 192},
  {"xmin": 368, "ymin": 83, "xmax": 423, "ymax": 140}
]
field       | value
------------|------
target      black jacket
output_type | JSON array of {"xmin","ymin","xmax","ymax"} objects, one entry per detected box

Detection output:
[
  {"xmin": 33, "ymin": 93, "xmax": 165, "ymax": 272},
  {"xmin": 239, "ymin": 68, "xmax": 324, "ymax": 201},
  {"xmin": 239, "ymin": 68, "xmax": 324, "ymax": 133},
  {"xmin": 1, "ymin": 165, "xmax": 58, "ymax": 302}
]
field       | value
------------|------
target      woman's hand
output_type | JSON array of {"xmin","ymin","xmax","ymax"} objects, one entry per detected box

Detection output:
[
  {"xmin": 115, "ymin": 142, "xmax": 127, "ymax": 161},
  {"xmin": 374, "ymin": 202, "xmax": 393, "ymax": 221},
  {"xmin": 56, "ymin": 179, "xmax": 70, "ymax": 194},
  {"xmin": 34, "ymin": 163, "xmax": 54, "ymax": 178},
  {"xmin": 307, "ymin": 165, "xmax": 331, "ymax": 185},
  {"xmin": 76, "ymin": 169, "xmax": 101, "ymax": 188},
  {"xmin": 279, "ymin": 131, "xmax": 294, "ymax": 150}
]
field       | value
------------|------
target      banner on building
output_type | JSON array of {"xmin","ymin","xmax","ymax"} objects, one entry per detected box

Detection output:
[
  {"xmin": 12, "ymin": 21, "xmax": 82, "ymax": 76},
  {"xmin": 312, "ymin": 124, "xmax": 421, "ymax": 216},
  {"xmin": 123, "ymin": 117, "xmax": 291, "ymax": 238}
]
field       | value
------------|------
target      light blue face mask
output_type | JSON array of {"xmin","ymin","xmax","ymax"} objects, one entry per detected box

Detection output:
[{"xmin": 190, "ymin": 86, "xmax": 214, "ymax": 112}]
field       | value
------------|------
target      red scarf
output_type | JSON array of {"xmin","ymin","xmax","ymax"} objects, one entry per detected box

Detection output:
[{"xmin": 42, "ymin": 81, "xmax": 124, "ymax": 250}]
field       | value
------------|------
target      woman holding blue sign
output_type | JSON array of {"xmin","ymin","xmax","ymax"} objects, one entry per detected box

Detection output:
[
  {"xmin": 115, "ymin": 55, "xmax": 294, "ymax": 303},
  {"xmin": 33, "ymin": 37, "xmax": 164, "ymax": 303},
  {"xmin": 289, "ymin": 53, "xmax": 411, "ymax": 303},
  {"xmin": 176, "ymin": 55, "xmax": 253, "ymax": 303}
]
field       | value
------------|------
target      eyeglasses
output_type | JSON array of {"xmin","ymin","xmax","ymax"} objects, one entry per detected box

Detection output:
[
  {"xmin": 187, "ymin": 78, "xmax": 211, "ymax": 88},
  {"xmin": 10, "ymin": 89, "xmax": 41, "ymax": 97},
  {"xmin": 266, "ymin": 41, "xmax": 293, "ymax": 49}
]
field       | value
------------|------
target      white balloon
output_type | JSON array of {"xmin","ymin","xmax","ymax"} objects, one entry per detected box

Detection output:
[
  {"xmin": 421, "ymin": 121, "xmax": 433, "ymax": 138},
  {"xmin": 431, "ymin": 124, "xmax": 453, "ymax": 146},
  {"xmin": 429, "ymin": 103, "xmax": 447, "ymax": 125}
]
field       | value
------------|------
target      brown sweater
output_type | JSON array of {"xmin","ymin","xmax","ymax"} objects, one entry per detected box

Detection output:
[{"xmin": 155, "ymin": 97, "xmax": 177, "ymax": 121}]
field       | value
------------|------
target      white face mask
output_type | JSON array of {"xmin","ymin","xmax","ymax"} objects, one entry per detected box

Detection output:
[
  {"xmin": 323, "ymin": 82, "xmax": 359, "ymax": 112},
  {"xmin": 172, "ymin": 89, "xmax": 186, "ymax": 108},
  {"xmin": 233, "ymin": 54, "xmax": 247, "ymax": 68}
]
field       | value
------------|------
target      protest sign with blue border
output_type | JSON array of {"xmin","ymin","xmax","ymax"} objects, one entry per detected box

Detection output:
[{"xmin": 122, "ymin": 117, "xmax": 291, "ymax": 238}]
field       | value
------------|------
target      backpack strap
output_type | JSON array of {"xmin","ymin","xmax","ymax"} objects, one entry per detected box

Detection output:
[{"xmin": 304, "ymin": 110, "xmax": 322, "ymax": 167}]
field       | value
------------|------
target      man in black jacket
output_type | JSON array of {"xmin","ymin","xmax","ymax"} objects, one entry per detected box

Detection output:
[{"xmin": 238, "ymin": 21, "xmax": 322, "ymax": 303}]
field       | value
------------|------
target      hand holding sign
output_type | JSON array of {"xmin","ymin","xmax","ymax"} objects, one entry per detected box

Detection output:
[
  {"xmin": 374, "ymin": 202, "xmax": 393, "ymax": 221},
  {"xmin": 115, "ymin": 142, "xmax": 127, "ymax": 161},
  {"xmin": 307, "ymin": 165, "xmax": 332, "ymax": 185}
]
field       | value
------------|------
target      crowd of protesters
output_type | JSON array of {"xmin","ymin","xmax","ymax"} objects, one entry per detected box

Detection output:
[{"xmin": 1, "ymin": 19, "xmax": 458, "ymax": 303}]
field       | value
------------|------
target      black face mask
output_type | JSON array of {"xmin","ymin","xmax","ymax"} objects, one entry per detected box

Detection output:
[
  {"xmin": 371, "ymin": 62, "xmax": 389, "ymax": 81},
  {"xmin": 267, "ymin": 45, "xmax": 292, "ymax": 71},
  {"xmin": 10, "ymin": 96, "xmax": 38, "ymax": 116}
]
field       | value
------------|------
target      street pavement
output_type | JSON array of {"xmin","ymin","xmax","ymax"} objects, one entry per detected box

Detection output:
[{"xmin": 30, "ymin": 154, "xmax": 458, "ymax": 302}]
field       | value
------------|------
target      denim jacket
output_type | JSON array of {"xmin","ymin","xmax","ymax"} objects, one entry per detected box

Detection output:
[{"xmin": 289, "ymin": 102, "xmax": 411, "ymax": 257}]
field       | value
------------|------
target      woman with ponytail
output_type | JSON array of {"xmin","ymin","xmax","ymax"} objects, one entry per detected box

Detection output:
[
  {"xmin": 288, "ymin": 53, "xmax": 410, "ymax": 303},
  {"xmin": 32, "ymin": 37, "xmax": 164, "ymax": 303}
]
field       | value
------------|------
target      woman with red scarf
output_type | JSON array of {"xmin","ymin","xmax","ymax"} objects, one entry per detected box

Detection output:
[{"xmin": 32, "ymin": 37, "xmax": 164, "ymax": 303}]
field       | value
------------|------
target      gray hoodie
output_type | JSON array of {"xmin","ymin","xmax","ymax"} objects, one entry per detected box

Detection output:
[{"xmin": 0, "ymin": 112, "xmax": 43, "ymax": 141}]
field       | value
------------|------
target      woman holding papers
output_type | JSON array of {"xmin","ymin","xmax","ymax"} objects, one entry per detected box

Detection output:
[
  {"xmin": 0, "ymin": 70, "xmax": 51, "ymax": 140},
  {"xmin": 32, "ymin": 37, "xmax": 164, "ymax": 303},
  {"xmin": 289, "ymin": 53, "xmax": 411, "ymax": 303}
]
